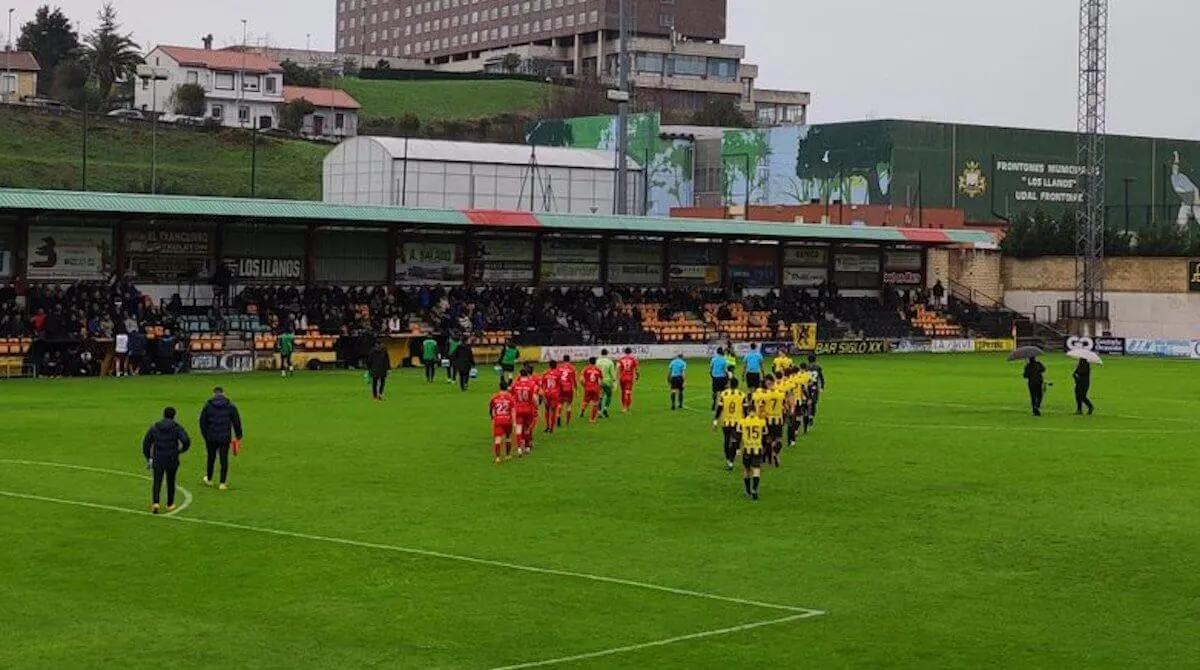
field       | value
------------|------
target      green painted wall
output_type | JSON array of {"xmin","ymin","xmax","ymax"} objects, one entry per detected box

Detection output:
[{"xmin": 864, "ymin": 120, "xmax": 1200, "ymax": 229}]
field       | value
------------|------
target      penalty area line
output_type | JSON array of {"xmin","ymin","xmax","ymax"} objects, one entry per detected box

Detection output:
[
  {"xmin": 0, "ymin": 486, "xmax": 823, "ymax": 618},
  {"xmin": 487, "ymin": 612, "xmax": 821, "ymax": 670}
]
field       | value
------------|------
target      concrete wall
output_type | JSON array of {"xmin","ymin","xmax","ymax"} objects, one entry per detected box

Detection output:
[
  {"xmin": 1002, "ymin": 257, "xmax": 1200, "ymax": 338},
  {"xmin": 1004, "ymin": 290, "xmax": 1200, "ymax": 339}
]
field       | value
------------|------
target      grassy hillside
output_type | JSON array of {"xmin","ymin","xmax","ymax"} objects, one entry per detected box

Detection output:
[
  {"xmin": 339, "ymin": 78, "xmax": 553, "ymax": 122},
  {"xmin": 0, "ymin": 107, "xmax": 331, "ymax": 200}
]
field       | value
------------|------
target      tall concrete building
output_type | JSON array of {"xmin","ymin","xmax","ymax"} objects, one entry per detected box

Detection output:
[{"xmin": 333, "ymin": 0, "xmax": 808, "ymax": 125}]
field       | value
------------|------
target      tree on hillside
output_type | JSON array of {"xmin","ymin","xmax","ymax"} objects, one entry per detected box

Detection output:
[
  {"xmin": 690, "ymin": 97, "xmax": 751, "ymax": 128},
  {"xmin": 51, "ymin": 58, "xmax": 89, "ymax": 107},
  {"xmin": 17, "ymin": 5, "xmax": 80, "ymax": 96},
  {"xmin": 80, "ymin": 3, "xmax": 142, "ymax": 100},
  {"xmin": 171, "ymin": 83, "xmax": 206, "ymax": 116},
  {"xmin": 501, "ymin": 53, "xmax": 522, "ymax": 74},
  {"xmin": 280, "ymin": 98, "xmax": 316, "ymax": 134},
  {"xmin": 280, "ymin": 59, "xmax": 321, "ymax": 87},
  {"xmin": 543, "ymin": 75, "xmax": 612, "ymax": 120}
]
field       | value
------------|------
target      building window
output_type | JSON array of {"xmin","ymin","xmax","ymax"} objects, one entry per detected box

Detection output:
[
  {"xmin": 708, "ymin": 58, "xmax": 738, "ymax": 79},
  {"xmin": 635, "ymin": 53, "xmax": 663, "ymax": 74},
  {"xmin": 215, "ymin": 72, "xmax": 235, "ymax": 90},
  {"xmin": 186, "ymin": 71, "xmax": 199, "ymax": 84},
  {"xmin": 264, "ymin": 77, "xmax": 277, "ymax": 94},
  {"xmin": 212, "ymin": 104, "xmax": 224, "ymax": 119},
  {"xmin": 238, "ymin": 106, "xmax": 250, "ymax": 123},
  {"xmin": 757, "ymin": 107, "xmax": 776, "ymax": 125},
  {"xmin": 667, "ymin": 54, "xmax": 705, "ymax": 77},
  {"xmin": 659, "ymin": 13, "xmax": 674, "ymax": 28},
  {"xmin": 335, "ymin": 113, "xmax": 346, "ymax": 129}
]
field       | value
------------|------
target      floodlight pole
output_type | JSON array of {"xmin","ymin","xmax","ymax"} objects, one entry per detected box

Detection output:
[{"xmin": 614, "ymin": 0, "xmax": 630, "ymax": 215}]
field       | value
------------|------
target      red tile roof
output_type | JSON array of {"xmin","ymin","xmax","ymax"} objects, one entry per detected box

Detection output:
[
  {"xmin": 157, "ymin": 45, "xmax": 282, "ymax": 73},
  {"xmin": 282, "ymin": 86, "xmax": 361, "ymax": 110},
  {"xmin": 1, "ymin": 51, "xmax": 41, "ymax": 71}
]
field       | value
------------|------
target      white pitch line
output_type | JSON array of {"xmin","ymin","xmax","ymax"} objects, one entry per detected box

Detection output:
[
  {"xmin": 872, "ymin": 399, "xmax": 1200, "ymax": 426},
  {"xmin": 852, "ymin": 422, "xmax": 1192, "ymax": 436},
  {"xmin": 0, "ymin": 486, "xmax": 823, "ymax": 617},
  {"xmin": 487, "ymin": 612, "xmax": 820, "ymax": 670},
  {"xmin": 0, "ymin": 459, "xmax": 193, "ymax": 516}
]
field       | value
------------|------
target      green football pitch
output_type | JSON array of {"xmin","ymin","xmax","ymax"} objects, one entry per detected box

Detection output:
[{"xmin": 1, "ymin": 354, "xmax": 1196, "ymax": 668}]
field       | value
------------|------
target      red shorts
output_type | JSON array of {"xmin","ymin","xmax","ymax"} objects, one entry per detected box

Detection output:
[
  {"xmin": 515, "ymin": 409, "xmax": 536, "ymax": 428},
  {"xmin": 619, "ymin": 378, "xmax": 634, "ymax": 390},
  {"xmin": 559, "ymin": 389, "xmax": 574, "ymax": 404},
  {"xmin": 543, "ymin": 394, "xmax": 560, "ymax": 408},
  {"xmin": 583, "ymin": 387, "xmax": 601, "ymax": 403},
  {"xmin": 492, "ymin": 421, "xmax": 513, "ymax": 438}
]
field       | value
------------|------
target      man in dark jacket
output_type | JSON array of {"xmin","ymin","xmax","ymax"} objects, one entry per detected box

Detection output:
[
  {"xmin": 1073, "ymin": 358, "xmax": 1094, "ymax": 415},
  {"xmin": 142, "ymin": 407, "xmax": 191, "ymax": 514},
  {"xmin": 368, "ymin": 343, "xmax": 391, "ymax": 401},
  {"xmin": 452, "ymin": 340, "xmax": 475, "ymax": 392},
  {"xmin": 199, "ymin": 387, "xmax": 243, "ymax": 490},
  {"xmin": 1023, "ymin": 356, "xmax": 1047, "ymax": 417}
]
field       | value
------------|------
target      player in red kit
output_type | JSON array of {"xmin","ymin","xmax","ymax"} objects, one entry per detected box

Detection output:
[
  {"xmin": 556, "ymin": 355, "xmax": 578, "ymax": 428},
  {"xmin": 540, "ymin": 360, "xmax": 561, "ymax": 434},
  {"xmin": 509, "ymin": 366, "xmax": 539, "ymax": 456},
  {"xmin": 617, "ymin": 347, "xmax": 640, "ymax": 413},
  {"xmin": 580, "ymin": 357, "xmax": 604, "ymax": 424},
  {"xmin": 489, "ymin": 381, "xmax": 517, "ymax": 463}
]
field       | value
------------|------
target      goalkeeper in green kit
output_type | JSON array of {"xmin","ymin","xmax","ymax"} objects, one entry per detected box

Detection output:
[
  {"xmin": 596, "ymin": 349, "xmax": 617, "ymax": 419},
  {"xmin": 277, "ymin": 330, "xmax": 296, "ymax": 377}
]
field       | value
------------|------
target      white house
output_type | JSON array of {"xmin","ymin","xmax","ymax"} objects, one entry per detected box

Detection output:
[
  {"xmin": 134, "ymin": 45, "xmax": 285, "ymax": 129},
  {"xmin": 283, "ymin": 86, "xmax": 361, "ymax": 139}
]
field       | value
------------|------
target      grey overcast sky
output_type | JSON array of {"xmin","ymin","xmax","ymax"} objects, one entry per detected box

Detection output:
[{"xmin": 13, "ymin": 0, "xmax": 1197, "ymax": 139}]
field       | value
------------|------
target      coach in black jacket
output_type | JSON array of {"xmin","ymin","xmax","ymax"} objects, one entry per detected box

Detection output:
[
  {"xmin": 142, "ymin": 407, "xmax": 191, "ymax": 514},
  {"xmin": 199, "ymin": 387, "xmax": 243, "ymax": 490}
]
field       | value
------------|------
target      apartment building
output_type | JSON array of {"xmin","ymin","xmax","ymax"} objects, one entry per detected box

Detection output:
[{"xmin": 333, "ymin": 0, "xmax": 808, "ymax": 124}]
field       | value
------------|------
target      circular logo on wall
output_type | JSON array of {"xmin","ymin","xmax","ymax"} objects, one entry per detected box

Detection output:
[{"xmin": 1066, "ymin": 336, "xmax": 1095, "ymax": 351}]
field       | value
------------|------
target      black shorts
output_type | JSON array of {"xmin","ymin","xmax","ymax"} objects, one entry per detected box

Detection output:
[
  {"xmin": 767, "ymin": 423, "xmax": 784, "ymax": 440},
  {"xmin": 742, "ymin": 451, "xmax": 764, "ymax": 469},
  {"xmin": 280, "ymin": 352, "xmax": 293, "ymax": 366},
  {"xmin": 746, "ymin": 372, "xmax": 762, "ymax": 389},
  {"xmin": 669, "ymin": 376, "xmax": 684, "ymax": 391},
  {"xmin": 711, "ymin": 376, "xmax": 728, "ymax": 394},
  {"xmin": 500, "ymin": 363, "xmax": 515, "ymax": 373}
]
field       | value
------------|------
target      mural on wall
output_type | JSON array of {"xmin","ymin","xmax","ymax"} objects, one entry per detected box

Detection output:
[
  {"xmin": 526, "ymin": 113, "xmax": 694, "ymax": 217},
  {"xmin": 723, "ymin": 123, "xmax": 895, "ymax": 212},
  {"xmin": 1172, "ymin": 151, "xmax": 1200, "ymax": 226}
]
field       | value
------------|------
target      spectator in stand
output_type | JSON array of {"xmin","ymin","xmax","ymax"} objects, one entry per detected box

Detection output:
[{"xmin": 932, "ymin": 280, "xmax": 946, "ymax": 309}]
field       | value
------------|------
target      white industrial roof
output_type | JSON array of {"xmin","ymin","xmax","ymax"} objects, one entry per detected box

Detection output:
[{"xmin": 346, "ymin": 136, "xmax": 641, "ymax": 171}]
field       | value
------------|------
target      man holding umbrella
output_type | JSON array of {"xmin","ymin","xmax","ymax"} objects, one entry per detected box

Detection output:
[{"xmin": 1023, "ymin": 355, "xmax": 1047, "ymax": 417}]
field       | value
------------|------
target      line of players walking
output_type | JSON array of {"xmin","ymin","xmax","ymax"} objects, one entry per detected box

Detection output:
[
  {"xmin": 712, "ymin": 348, "xmax": 826, "ymax": 501},
  {"xmin": 484, "ymin": 343, "xmax": 825, "ymax": 502},
  {"xmin": 487, "ymin": 348, "xmax": 640, "ymax": 464}
]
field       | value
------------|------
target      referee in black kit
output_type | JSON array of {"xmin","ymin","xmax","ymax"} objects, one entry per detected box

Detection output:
[{"xmin": 142, "ymin": 407, "xmax": 191, "ymax": 514}]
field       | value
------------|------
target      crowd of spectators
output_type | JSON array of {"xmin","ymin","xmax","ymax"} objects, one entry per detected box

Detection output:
[
  {"xmin": 0, "ymin": 278, "xmax": 188, "ymax": 376},
  {"xmin": 0, "ymin": 280, "xmax": 158, "ymax": 339}
]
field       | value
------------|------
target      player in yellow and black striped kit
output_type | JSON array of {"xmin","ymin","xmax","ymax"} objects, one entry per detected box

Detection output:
[
  {"xmin": 736, "ymin": 406, "xmax": 767, "ymax": 500},
  {"xmin": 713, "ymin": 378, "xmax": 747, "ymax": 471}
]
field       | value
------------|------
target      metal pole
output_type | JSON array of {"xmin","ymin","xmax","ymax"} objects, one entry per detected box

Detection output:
[
  {"xmin": 4, "ymin": 9, "xmax": 12, "ymax": 103},
  {"xmin": 744, "ymin": 154, "xmax": 751, "ymax": 220},
  {"xmin": 614, "ymin": 0, "xmax": 630, "ymax": 215},
  {"xmin": 1123, "ymin": 176, "xmax": 1133, "ymax": 235},
  {"xmin": 81, "ymin": 90, "xmax": 88, "ymax": 189},
  {"xmin": 241, "ymin": 19, "xmax": 247, "ymax": 130},
  {"xmin": 151, "ymin": 79, "xmax": 158, "ymax": 194},
  {"xmin": 250, "ymin": 118, "xmax": 258, "ymax": 197}
]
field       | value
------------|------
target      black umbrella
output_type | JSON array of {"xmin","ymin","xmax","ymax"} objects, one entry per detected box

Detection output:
[{"xmin": 1006, "ymin": 346, "xmax": 1044, "ymax": 361}]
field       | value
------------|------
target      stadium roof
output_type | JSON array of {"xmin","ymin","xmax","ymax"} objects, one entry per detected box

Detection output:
[
  {"xmin": 0, "ymin": 189, "xmax": 996, "ymax": 247},
  {"xmin": 340, "ymin": 137, "xmax": 643, "ymax": 171}
]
